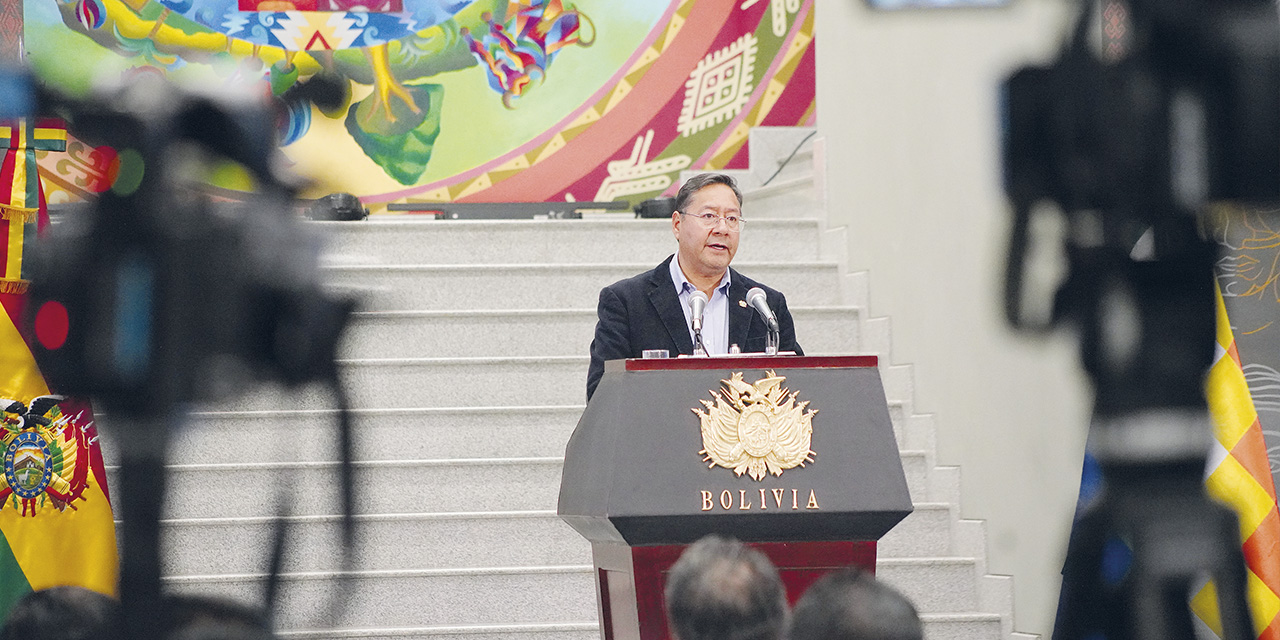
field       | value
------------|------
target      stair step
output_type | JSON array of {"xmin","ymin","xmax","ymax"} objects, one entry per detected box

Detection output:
[
  {"xmin": 742, "ymin": 175, "xmax": 821, "ymax": 219},
  {"xmin": 875, "ymin": 558, "xmax": 979, "ymax": 614},
  {"xmin": 339, "ymin": 306, "xmax": 862, "ymax": 359},
  {"xmin": 878, "ymin": 502, "xmax": 952, "ymax": 558},
  {"xmin": 918, "ymin": 614, "xmax": 1004, "ymax": 640},
  {"xmin": 164, "ymin": 566, "xmax": 597, "ymax": 630},
  {"xmin": 318, "ymin": 219, "xmax": 824, "ymax": 266},
  {"xmin": 110, "ymin": 457, "xmax": 567, "ymax": 519},
  {"xmin": 323, "ymin": 262, "xmax": 842, "ymax": 311},
  {"xmin": 103, "ymin": 406, "xmax": 585, "ymax": 465},
  {"xmin": 899, "ymin": 450, "xmax": 929, "ymax": 503},
  {"xmin": 153, "ymin": 511, "xmax": 591, "ymax": 576},
  {"xmin": 746, "ymin": 127, "xmax": 818, "ymax": 187},
  {"xmin": 240, "ymin": 356, "xmax": 591, "ymax": 411}
]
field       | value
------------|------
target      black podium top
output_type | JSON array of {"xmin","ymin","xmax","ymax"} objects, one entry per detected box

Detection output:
[{"xmin": 558, "ymin": 355, "xmax": 913, "ymax": 545}]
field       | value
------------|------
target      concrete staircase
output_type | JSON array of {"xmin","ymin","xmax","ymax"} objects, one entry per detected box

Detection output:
[{"xmin": 101, "ymin": 127, "xmax": 1034, "ymax": 639}]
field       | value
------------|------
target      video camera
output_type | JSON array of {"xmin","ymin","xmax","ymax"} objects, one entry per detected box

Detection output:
[
  {"xmin": 0, "ymin": 71, "xmax": 354, "ymax": 418},
  {"xmin": 1003, "ymin": 0, "xmax": 1280, "ymax": 415},
  {"xmin": 1001, "ymin": 2, "xmax": 1280, "ymax": 638},
  {"xmin": 0, "ymin": 69, "xmax": 358, "ymax": 638}
]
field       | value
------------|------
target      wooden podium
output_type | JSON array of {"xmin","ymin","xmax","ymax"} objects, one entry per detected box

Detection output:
[{"xmin": 557, "ymin": 355, "xmax": 912, "ymax": 640}]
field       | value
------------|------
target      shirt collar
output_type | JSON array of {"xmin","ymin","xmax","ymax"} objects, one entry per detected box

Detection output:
[{"xmin": 670, "ymin": 254, "xmax": 731, "ymax": 296}]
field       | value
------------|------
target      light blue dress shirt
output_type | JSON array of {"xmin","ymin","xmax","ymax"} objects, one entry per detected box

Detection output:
[{"xmin": 669, "ymin": 255, "xmax": 731, "ymax": 355}]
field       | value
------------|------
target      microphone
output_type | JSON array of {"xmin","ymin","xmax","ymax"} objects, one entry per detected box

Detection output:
[
  {"xmin": 689, "ymin": 290, "xmax": 709, "ymax": 356},
  {"xmin": 689, "ymin": 290, "xmax": 709, "ymax": 332},
  {"xmin": 746, "ymin": 287, "xmax": 779, "ymax": 331}
]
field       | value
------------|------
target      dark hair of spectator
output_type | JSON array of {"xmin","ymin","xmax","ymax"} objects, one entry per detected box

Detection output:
[
  {"xmin": 664, "ymin": 535, "xmax": 788, "ymax": 640},
  {"xmin": 0, "ymin": 586, "xmax": 119, "ymax": 640},
  {"xmin": 788, "ymin": 568, "xmax": 923, "ymax": 640},
  {"xmin": 673, "ymin": 174, "xmax": 744, "ymax": 215},
  {"xmin": 161, "ymin": 594, "xmax": 276, "ymax": 640}
]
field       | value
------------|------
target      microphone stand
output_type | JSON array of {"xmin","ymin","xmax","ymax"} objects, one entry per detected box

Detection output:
[
  {"xmin": 692, "ymin": 322, "xmax": 708, "ymax": 356},
  {"xmin": 691, "ymin": 291, "xmax": 709, "ymax": 356},
  {"xmin": 746, "ymin": 288, "xmax": 781, "ymax": 355},
  {"xmin": 765, "ymin": 320, "xmax": 780, "ymax": 355}
]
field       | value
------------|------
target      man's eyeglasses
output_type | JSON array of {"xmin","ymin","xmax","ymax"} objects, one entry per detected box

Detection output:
[{"xmin": 679, "ymin": 211, "xmax": 745, "ymax": 231}]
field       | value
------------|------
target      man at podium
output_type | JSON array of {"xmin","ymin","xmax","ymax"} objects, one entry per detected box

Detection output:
[{"xmin": 586, "ymin": 173, "xmax": 804, "ymax": 399}]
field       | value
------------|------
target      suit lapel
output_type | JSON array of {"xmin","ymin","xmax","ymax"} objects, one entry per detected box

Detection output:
[
  {"xmin": 648, "ymin": 257, "xmax": 695, "ymax": 354},
  {"xmin": 728, "ymin": 270, "xmax": 754, "ymax": 349}
]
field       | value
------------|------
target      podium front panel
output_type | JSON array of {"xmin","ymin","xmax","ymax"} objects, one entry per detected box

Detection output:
[{"xmin": 559, "ymin": 355, "xmax": 912, "ymax": 545}]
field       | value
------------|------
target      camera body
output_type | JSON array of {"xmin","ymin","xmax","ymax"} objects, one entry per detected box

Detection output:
[
  {"xmin": 1001, "ymin": 0, "xmax": 1280, "ymax": 416},
  {"xmin": 1004, "ymin": 0, "xmax": 1280, "ymax": 216},
  {"xmin": 9, "ymin": 73, "xmax": 353, "ymax": 417}
]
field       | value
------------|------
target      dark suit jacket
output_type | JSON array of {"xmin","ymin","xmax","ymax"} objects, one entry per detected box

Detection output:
[{"xmin": 586, "ymin": 255, "xmax": 803, "ymax": 399}]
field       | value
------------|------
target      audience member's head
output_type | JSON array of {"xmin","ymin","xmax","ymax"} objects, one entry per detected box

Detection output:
[
  {"xmin": 664, "ymin": 535, "xmax": 788, "ymax": 640},
  {"xmin": 161, "ymin": 594, "xmax": 276, "ymax": 640},
  {"xmin": 788, "ymin": 568, "xmax": 923, "ymax": 640},
  {"xmin": 0, "ymin": 586, "xmax": 119, "ymax": 640}
]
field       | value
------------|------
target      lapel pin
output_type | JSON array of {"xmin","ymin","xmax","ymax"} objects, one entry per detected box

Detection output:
[{"xmin": 739, "ymin": 300, "xmax": 748, "ymax": 307}]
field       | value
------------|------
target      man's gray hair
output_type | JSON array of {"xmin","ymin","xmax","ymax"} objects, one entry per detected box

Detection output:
[
  {"xmin": 664, "ymin": 535, "xmax": 788, "ymax": 640},
  {"xmin": 673, "ymin": 173, "xmax": 744, "ymax": 215},
  {"xmin": 788, "ymin": 568, "xmax": 923, "ymax": 640}
]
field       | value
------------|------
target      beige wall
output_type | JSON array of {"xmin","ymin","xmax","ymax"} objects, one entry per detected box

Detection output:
[{"xmin": 813, "ymin": 0, "xmax": 1094, "ymax": 636}]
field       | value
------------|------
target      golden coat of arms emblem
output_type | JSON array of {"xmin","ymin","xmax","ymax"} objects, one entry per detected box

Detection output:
[
  {"xmin": 0, "ymin": 395, "xmax": 93, "ymax": 516},
  {"xmin": 693, "ymin": 371, "xmax": 817, "ymax": 481}
]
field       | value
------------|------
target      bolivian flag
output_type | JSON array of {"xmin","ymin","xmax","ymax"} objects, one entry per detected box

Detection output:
[
  {"xmin": 0, "ymin": 117, "xmax": 118, "ymax": 617},
  {"xmin": 1191, "ymin": 287, "xmax": 1280, "ymax": 639}
]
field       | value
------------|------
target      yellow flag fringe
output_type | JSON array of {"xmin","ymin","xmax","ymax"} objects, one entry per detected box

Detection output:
[{"xmin": 0, "ymin": 206, "xmax": 37, "ymax": 224}]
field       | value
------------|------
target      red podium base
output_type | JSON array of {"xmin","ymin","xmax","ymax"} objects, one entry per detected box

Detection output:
[{"xmin": 590, "ymin": 540, "xmax": 877, "ymax": 640}]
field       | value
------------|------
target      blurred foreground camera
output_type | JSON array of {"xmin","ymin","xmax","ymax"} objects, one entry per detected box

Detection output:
[
  {"xmin": 1002, "ymin": 0, "xmax": 1280, "ymax": 415},
  {"xmin": 1004, "ymin": 0, "xmax": 1280, "ymax": 219},
  {"xmin": 1001, "ymin": 2, "xmax": 1280, "ymax": 639},
  {"xmin": 8, "ymin": 72, "xmax": 354, "ymax": 417},
  {"xmin": 0, "ymin": 68, "xmax": 359, "ymax": 639}
]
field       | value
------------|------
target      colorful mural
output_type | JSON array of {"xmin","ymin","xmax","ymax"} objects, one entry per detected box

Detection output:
[{"xmin": 23, "ymin": 0, "xmax": 816, "ymax": 210}]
